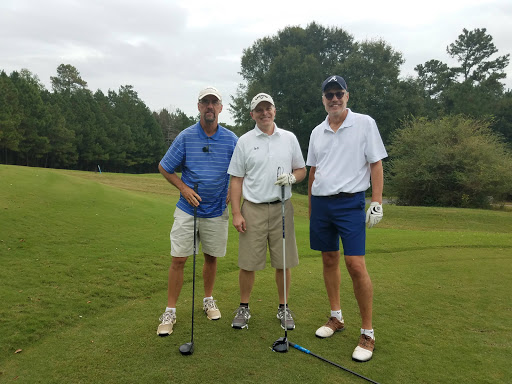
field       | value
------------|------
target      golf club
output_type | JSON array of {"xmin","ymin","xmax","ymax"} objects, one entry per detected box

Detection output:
[
  {"xmin": 179, "ymin": 183, "xmax": 198, "ymax": 356},
  {"xmin": 289, "ymin": 342, "xmax": 380, "ymax": 384},
  {"xmin": 272, "ymin": 167, "xmax": 289, "ymax": 353}
]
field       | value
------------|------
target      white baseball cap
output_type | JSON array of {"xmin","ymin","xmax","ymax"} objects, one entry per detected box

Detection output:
[
  {"xmin": 250, "ymin": 93, "xmax": 275, "ymax": 111},
  {"xmin": 198, "ymin": 86, "xmax": 222, "ymax": 102}
]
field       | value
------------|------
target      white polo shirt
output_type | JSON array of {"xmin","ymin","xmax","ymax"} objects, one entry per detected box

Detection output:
[
  {"xmin": 228, "ymin": 124, "xmax": 305, "ymax": 203},
  {"xmin": 306, "ymin": 109, "xmax": 387, "ymax": 196}
]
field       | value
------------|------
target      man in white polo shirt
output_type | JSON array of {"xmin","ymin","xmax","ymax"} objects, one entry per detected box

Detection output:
[
  {"xmin": 307, "ymin": 75, "xmax": 387, "ymax": 362},
  {"xmin": 228, "ymin": 93, "xmax": 306, "ymax": 331}
]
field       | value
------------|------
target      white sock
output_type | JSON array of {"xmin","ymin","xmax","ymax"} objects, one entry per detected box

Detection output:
[
  {"xmin": 361, "ymin": 328, "xmax": 375, "ymax": 340},
  {"xmin": 203, "ymin": 296, "xmax": 213, "ymax": 303},
  {"xmin": 331, "ymin": 310, "xmax": 342, "ymax": 321},
  {"xmin": 165, "ymin": 307, "xmax": 176, "ymax": 314}
]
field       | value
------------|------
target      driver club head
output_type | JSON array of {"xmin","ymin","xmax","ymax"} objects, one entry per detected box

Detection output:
[
  {"xmin": 272, "ymin": 337, "xmax": 289, "ymax": 353},
  {"xmin": 179, "ymin": 342, "xmax": 194, "ymax": 355}
]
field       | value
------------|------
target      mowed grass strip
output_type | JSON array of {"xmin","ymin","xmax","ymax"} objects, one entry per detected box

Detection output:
[
  {"xmin": 0, "ymin": 165, "xmax": 511, "ymax": 383},
  {"xmin": 0, "ymin": 166, "xmax": 173, "ymax": 350}
]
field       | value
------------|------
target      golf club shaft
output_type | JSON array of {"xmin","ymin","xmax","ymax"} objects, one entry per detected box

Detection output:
[
  {"xmin": 289, "ymin": 342, "xmax": 380, "ymax": 384},
  {"xmin": 281, "ymin": 184, "xmax": 287, "ymax": 338},
  {"xmin": 190, "ymin": 183, "xmax": 198, "ymax": 344}
]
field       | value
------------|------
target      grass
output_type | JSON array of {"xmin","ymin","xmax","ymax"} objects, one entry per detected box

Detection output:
[{"xmin": 0, "ymin": 164, "xmax": 511, "ymax": 383}]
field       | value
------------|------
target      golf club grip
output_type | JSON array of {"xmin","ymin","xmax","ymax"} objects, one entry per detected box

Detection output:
[
  {"xmin": 289, "ymin": 342, "xmax": 381, "ymax": 384},
  {"xmin": 289, "ymin": 342, "xmax": 310, "ymax": 354},
  {"xmin": 193, "ymin": 183, "xmax": 198, "ymax": 216}
]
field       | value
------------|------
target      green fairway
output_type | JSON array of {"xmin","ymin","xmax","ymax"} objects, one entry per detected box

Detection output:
[{"xmin": 1, "ymin": 164, "xmax": 511, "ymax": 383}]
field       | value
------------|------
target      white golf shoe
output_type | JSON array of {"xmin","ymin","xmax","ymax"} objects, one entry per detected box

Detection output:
[
  {"xmin": 315, "ymin": 317, "xmax": 345, "ymax": 338},
  {"xmin": 352, "ymin": 334, "xmax": 375, "ymax": 362}
]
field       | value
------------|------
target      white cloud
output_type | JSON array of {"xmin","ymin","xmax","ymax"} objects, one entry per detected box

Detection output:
[{"xmin": 1, "ymin": 0, "xmax": 511, "ymax": 125}]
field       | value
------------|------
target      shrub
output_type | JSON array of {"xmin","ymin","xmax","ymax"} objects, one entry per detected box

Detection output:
[{"xmin": 387, "ymin": 115, "xmax": 512, "ymax": 208}]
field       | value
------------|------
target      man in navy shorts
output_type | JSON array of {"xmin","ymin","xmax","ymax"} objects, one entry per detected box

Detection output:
[{"xmin": 307, "ymin": 75, "xmax": 387, "ymax": 362}]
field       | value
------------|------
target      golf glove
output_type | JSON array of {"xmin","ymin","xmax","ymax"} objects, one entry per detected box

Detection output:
[
  {"xmin": 366, "ymin": 202, "xmax": 383, "ymax": 228},
  {"xmin": 275, "ymin": 173, "xmax": 296, "ymax": 186}
]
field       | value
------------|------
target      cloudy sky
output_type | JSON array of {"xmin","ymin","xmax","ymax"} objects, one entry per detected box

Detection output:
[{"xmin": 2, "ymin": 0, "xmax": 511, "ymax": 125}]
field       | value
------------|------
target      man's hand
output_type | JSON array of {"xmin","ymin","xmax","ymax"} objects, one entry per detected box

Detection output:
[
  {"xmin": 275, "ymin": 173, "xmax": 296, "ymax": 186},
  {"xmin": 366, "ymin": 202, "xmax": 383, "ymax": 228},
  {"xmin": 232, "ymin": 212, "xmax": 246, "ymax": 233},
  {"xmin": 180, "ymin": 185, "xmax": 201, "ymax": 207}
]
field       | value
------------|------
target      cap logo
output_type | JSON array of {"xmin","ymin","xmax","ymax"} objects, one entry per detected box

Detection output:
[
  {"xmin": 329, "ymin": 76, "xmax": 337, "ymax": 82},
  {"xmin": 253, "ymin": 94, "xmax": 268, "ymax": 101}
]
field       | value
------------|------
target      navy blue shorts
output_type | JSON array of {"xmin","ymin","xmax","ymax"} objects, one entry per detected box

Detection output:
[{"xmin": 310, "ymin": 192, "xmax": 366, "ymax": 255}]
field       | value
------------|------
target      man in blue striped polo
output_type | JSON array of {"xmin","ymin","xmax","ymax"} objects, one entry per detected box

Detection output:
[{"xmin": 156, "ymin": 86, "xmax": 238, "ymax": 336}]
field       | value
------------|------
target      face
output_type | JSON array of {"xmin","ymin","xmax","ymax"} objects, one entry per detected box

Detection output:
[
  {"xmin": 198, "ymin": 95, "xmax": 223, "ymax": 124},
  {"xmin": 250, "ymin": 101, "xmax": 276, "ymax": 130},
  {"xmin": 322, "ymin": 85, "xmax": 349, "ymax": 117}
]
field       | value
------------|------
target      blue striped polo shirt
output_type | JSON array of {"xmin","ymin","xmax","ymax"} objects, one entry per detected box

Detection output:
[{"xmin": 160, "ymin": 122, "xmax": 238, "ymax": 218}]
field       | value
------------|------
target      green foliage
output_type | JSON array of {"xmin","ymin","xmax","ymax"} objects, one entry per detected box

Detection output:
[
  {"xmin": 414, "ymin": 59, "xmax": 455, "ymax": 98},
  {"xmin": 50, "ymin": 64, "xmax": 88, "ymax": 94},
  {"xmin": 447, "ymin": 28, "xmax": 510, "ymax": 84},
  {"xmin": 2, "ymin": 25, "xmax": 511, "ymax": 196},
  {"xmin": 43, "ymin": 103, "xmax": 77, "ymax": 167},
  {"xmin": 9, "ymin": 70, "xmax": 51, "ymax": 166},
  {"xmin": 0, "ymin": 71, "xmax": 23, "ymax": 156},
  {"xmin": 231, "ymin": 23, "xmax": 354, "ymax": 134},
  {"xmin": 493, "ymin": 92, "xmax": 512, "ymax": 143},
  {"xmin": 232, "ymin": 22, "xmax": 348, "ymax": 138},
  {"xmin": 339, "ymin": 39, "xmax": 423, "ymax": 142},
  {"xmin": 0, "ymin": 65, "xmax": 166, "ymax": 172},
  {"xmin": 153, "ymin": 108, "xmax": 196, "ymax": 147},
  {"xmin": 231, "ymin": 22, "xmax": 425, "ymax": 149},
  {"xmin": 108, "ymin": 85, "xmax": 166, "ymax": 172},
  {"xmin": 415, "ymin": 28, "xmax": 511, "ymax": 141},
  {"xmin": 387, "ymin": 115, "xmax": 512, "ymax": 207}
]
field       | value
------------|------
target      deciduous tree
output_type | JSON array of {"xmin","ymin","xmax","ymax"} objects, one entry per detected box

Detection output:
[{"xmin": 388, "ymin": 115, "xmax": 512, "ymax": 208}]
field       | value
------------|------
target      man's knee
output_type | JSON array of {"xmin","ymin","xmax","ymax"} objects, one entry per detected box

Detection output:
[
  {"xmin": 322, "ymin": 251, "xmax": 340, "ymax": 269},
  {"xmin": 170, "ymin": 257, "xmax": 187, "ymax": 270},
  {"xmin": 345, "ymin": 256, "xmax": 368, "ymax": 278},
  {"xmin": 203, "ymin": 253, "xmax": 217, "ymax": 264}
]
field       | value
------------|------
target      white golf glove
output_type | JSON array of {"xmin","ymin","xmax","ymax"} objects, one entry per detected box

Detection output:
[
  {"xmin": 366, "ymin": 202, "xmax": 383, "ymax": 228},
  {"xmin": 274, "ymin": 173, "xmax": 296, "ymax": 186}
]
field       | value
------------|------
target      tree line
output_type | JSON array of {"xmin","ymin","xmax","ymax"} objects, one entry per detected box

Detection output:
[
  {"xmin": 229, "ymin": 24, "xmax": 511, "ymax": 146},
  {"xmin": 1, "ymin": 25, "xmax": 511, "ymax": 206},
  {"xmin": 227, "ymin": 24, "xmax": 512, "ymax": 207},
  {"xmin": 1, "ymin": 65, "xmax": 169, "ymax": 172}
]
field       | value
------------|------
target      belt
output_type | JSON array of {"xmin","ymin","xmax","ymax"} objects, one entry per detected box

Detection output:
[
  {"xmin": 248, "ymin": 199, "xmax": 286, "ymax": 205},
  {"xmin": 321, "ymin": 192, "xmax": 357, "ymax": 199}
]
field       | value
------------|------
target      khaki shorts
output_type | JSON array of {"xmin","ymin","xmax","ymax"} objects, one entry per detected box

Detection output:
[
  {"xmin": 238, "ymin": 200, "xmax": 299, "ymax": 271},
  {"xmin": 170, "ymin": 207, "xmax": 229, "ymax": 257}
]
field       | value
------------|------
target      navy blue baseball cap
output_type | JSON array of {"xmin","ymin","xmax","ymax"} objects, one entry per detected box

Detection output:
[{"xmin": 322, "ymin": 75, "xmax": 347, "ymax": 92}]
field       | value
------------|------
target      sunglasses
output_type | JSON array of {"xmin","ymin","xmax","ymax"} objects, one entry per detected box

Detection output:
[
  {"xmin": 324, "ymin": 91, "xmax": 345, "ymax": 100},
  {"xmin": 199, "ymin": 99, "xmax": 220, "ymax": 106}
]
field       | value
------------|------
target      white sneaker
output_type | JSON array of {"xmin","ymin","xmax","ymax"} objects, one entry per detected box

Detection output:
[
  {"xmin": 203, "ymin": 298, "xmax": 221, "ymax": 320},
  {"xmin": 315, "ymin": 317, "xmax": 345, "ymax": 338},
  {"xmin": 352, "ymin": 334, "xmax": 375, "ymax": 362},
  {"xmin": 157, "ymin": 311, "xmax": 176, "ymax": 336}
]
